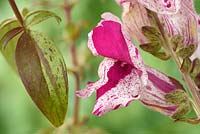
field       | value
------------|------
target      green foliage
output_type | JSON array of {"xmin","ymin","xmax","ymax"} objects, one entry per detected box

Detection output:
[
  {"xmin": 140, "ymin": 10, "xmax": 171, "ymax": 61},
  {"xmin": 0, "ymin": 19, "xmax": 20, "ymax": 71},
  {"xmin": 165, "ymin": 89, "xmax": 192, "ymax": 119},
  {"xmin": 0, "ymin": 8, "xmax": 68, "ymax": 127},
  {"xmin": 140, "ymin": 42, "xmax": 161, "ymax": 53},
  {"xmin": 170, "ymin": 35, "xmax": 182, "ymax": 51},
  {"xmin": 180, "ymin": 58, "xmax": 192, "ymax": 73},
  {"xmin": 141, "ymin": 26, "xmax": 161, "ymax": 42},
  {"xmin": 194, "ymin": 0, "xmax": 200, "ymax": 13},
  {"xmin": 190, "ymin": 58, "xmax": 200, "ymax": 79},
  {"xmin": 1, "ymin": 0, "xmax": 200, "ymax": 134},
  {"xmin": 24, "ymin": 10, "xmax": 61, "ymax": 27},
  {"xmin": 15, "ymin": 31, "xmax": 68, "ymax": 127},
  {"xmin": 176, "ymin": 45, "xmax": 195, "ymax": 59},
  {"xmin": 0, "ymin": 27, "xmax": 23, "ymax": 48}
]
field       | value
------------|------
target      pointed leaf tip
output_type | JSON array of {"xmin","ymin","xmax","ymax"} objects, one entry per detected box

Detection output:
[{"xmin": 24, "ymin": 10, "xmax": 61, "ymax": 27}]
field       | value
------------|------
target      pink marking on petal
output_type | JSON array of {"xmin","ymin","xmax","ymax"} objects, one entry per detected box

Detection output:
[
  {"xmin": 97, "ymin": 61, "xmax": 133, "ymax": 99},
  {"xmin": 91, "ymin": 20, "xmax": 132, "ymax": 65},
  {"xmin": 139, "ymin": 66, "xmax": 184, "ymax": 116},
  {"xmin": 138, "ymin": 0, "xmax": 181, "ymax": 14},
  {"xmin": 147, "ymin": 71, "xmax": 176, "ymax": 93},
  {"xmin": 85, "ymin": 59, "xmax": 143, "ymax": 116},
  {"xmin": 162, "ymin": 0, "xmax": 199, "ymax": 47},
  {"xmin": 92, "ymin": 106, "xmax": 102, "ymax": 116},
  {"xmin": 141, "ymin": 101, "xmax": 177, "ymax": 116},
  {"xmin": 113, "ymin": 104, "xmax": 121, "ymax": 110}
]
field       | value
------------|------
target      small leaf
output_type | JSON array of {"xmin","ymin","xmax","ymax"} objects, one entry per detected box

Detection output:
[
  {"xmin": 165, "ymin": 89, "xmax": 192, "ymax": 119},
  {"xmin": 15, "ymin": 31, "xmax": 68, "ymax": 127},
  {"xmin": 0, "ymin": 27, "xmax": 23, "ymax": 49},
  {"xmin": 190, "ymin": 58, "xmax": 200, "ymax": 78},
  {"xmin": 180, "ymin": 58, "xmax": 192, "ymax": 73},
  {"xmin": 142, "ymin": 26, "xmax": 161, "ymax": 42},
  {"xmin": 152, "ymin": 52, "xmax": 170, "ymax": 60},
  {"xmin": 176, "ymin": 45, "xmax": 195, "ymax": 59},
  {"xmin": 0, "ymin": 18, "xmax": 16, "ymax": 28},
  {"xmin": 145, "ymin": 8, "xmax": 158, "ymax": 28},
  {"xmin": 24, "ymin": 10, "xmax": 61, "ymax": 27},
  {"xmin": 170, "ymin": 35, "xmax": 182, "ymax": 51},
  {"xmin": 22, "ymin": 8, "xmax": 29, "ymax": 17},
  {"xmin": 0, "ymin": 20, "xmax": 20, "ymax": 71},
  {"xmin": 140, "ymin": 41, "xmax": 161, "ymax": 53},
  {"xmin": 172, "ymin": 102, "xmax": 192, "ymax": 119},
  {"xmin": 165, "ymin": 89, "xmax": 188, "ymax": 105}
]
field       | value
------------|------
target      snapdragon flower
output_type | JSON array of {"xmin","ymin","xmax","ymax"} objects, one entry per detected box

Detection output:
[{"xmin": 76, "ymin": 13, "xmax": 185, "ymax": 117}]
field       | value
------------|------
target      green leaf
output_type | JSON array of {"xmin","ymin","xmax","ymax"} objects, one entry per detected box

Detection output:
[
  {"xmin": 170, "ymin": 35, "xmax": 182, "ymax": 51},
  {"xmin": 172, "ymin": 102, "xmax": 192, "ymax": 119},
  {"xmin": 176, "ymin": 45, "xmax": 195, "ymax": 59},
  {"xmin": 141, "ymin": 26, "xmax": 161, "ymax": 42},
  {"xmin": 180, "ymin": 58, "xmax": 192, "ymax": 73},
  {"xmin": 152, "ymin": 52, "xmax": 170, "ymax": 60},
  {"xmin": 165, "ymin": 89, "xmax": 192, "ymax": 119},
  {"xmin": 0, "ymin": 18, "xmax": 16, "ymax": 28},
  {"xmin": 22, "ymin": 8, "xmax": 29, "ymax": 17},
  {"xmin": 165, "ymin": 89, "xmax": 188, "ymax": 105},
  {"xmin": 0, "ymin": 20, "xmax": 20, "ymax": 71},
  {"xmin": 0, "ymin": 27, "xmax": 23, "ymax": 49},
  {"xmin": 140, "ymin": 41, "xmax": 161, "ymax": 53},
  {"xmin": 190, "ymin": 58, "xmax": 200, "ymax": 78},
  {"xmin": 15, "ymin": 31, "xmax": 68, "ymax": 127},
  {"xmin": 145, "ymin": 8, "xmax": 159, "ymax": 28},
  {"xmin": 24, "ymin": 10, "xmax": 61, "ymax": 27}
]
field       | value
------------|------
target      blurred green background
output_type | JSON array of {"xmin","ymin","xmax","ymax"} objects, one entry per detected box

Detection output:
[{"xmin": 0, "ymin": 0, "xmax": 200, "ymax": 134}]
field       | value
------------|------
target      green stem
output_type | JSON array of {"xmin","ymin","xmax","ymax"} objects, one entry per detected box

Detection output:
[
  {"xmin": 8, "ymin": 0, "xmax": 24, "ymax": 27},
  {"xmin": 63, "ymin": 0, "xmax": 80, "ymax": 125},
  {"xmin": 153, "ymin": 11, "xmax": 200, "ymax": 117}
]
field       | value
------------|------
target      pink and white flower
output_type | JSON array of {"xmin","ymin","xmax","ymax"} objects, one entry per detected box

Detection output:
[
  {"xmin": 76, "ymin": 13, "xmax": 184, "ymax": 117},
  {"xmin": 118, "ymin": 0, "xmax": 199, "ymax": 48},
  {"xmin": 116, "ymin": 0, "xmax": 181, "ymax": 14}
]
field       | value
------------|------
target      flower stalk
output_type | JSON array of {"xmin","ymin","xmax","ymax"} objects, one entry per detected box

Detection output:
[
  {"xmin": 63, "ymin": 0, "xmax": 80, "ymax": 125},
  {"xmin": 152, "ymin": 10, "xmax": 200, "ymax": 117},
  {"xmin": 8, "ymin": 0, "xmax": 24, "ymax": 27}
]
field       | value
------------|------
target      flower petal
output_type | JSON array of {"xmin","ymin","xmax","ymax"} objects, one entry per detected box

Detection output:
[
  {"xmin": 88, "ymin": 12, "xmax": 148, "ymax": 85},
  {"xmin": 138, "ymin": 0, "xmax": 181, "ymax": 14},
  {"xmin": 121, "ymin": 1, "xmax": 150, "ymax": 44},
  {"xmin": 191, "ymin": 17, "xmax": 200, "ymax": 60},
  {"xmin": 140, "ymin": 66, "xmax": 184, "ymax": 116},
  {"xmin": 116, "ymin": 0, "xmax": 181, "ymax": 14},
  {"xmin": 162, "ymin": 1, "xmax": 199, "ymax": 47},
  {"xmin": 77, "ymin": 58, "xmax": 143, "ymax": 116}
]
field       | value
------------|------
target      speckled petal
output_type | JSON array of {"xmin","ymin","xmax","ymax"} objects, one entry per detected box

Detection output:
[
  {"xmin": 116, "ymin": 0, "xmax": 181, "ymax": 14},
  {"xmin": 77, "ymin": 58, "xmax": 143, "ymax": 116},
  {"xmin": 138, "ymin": 0, "xmax": 181, "ymax": 14},
  {"xmin": 88, "ymin": 12, "xmax": 148, "ymax": 85},
  {"xmin": 140, "ymin": 66, "xmax": 184, "ymax": 116},
  {"xmin": 162, "ymin": 1, "xmax": 199, "ymax": 47},
  {"xmin": 121, "ymin": 1, "xmax": 150, "ymax": 44},
  {"xmin": 191, "ymin": 17, "xmax": 200, "ymax": 60}
]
